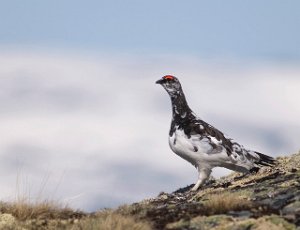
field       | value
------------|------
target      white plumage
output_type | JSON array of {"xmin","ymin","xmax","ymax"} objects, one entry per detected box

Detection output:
[{"xmin": 156, "ymin": 75, "xmax": 275, "ymax": 191}]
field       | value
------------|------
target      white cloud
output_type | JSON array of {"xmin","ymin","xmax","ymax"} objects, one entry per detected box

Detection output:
[{"xmin": 0, "ymin": 50, "xmax": 299, "ymax": 211}]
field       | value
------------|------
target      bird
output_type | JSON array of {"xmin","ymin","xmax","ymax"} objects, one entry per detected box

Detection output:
[{"xmin": 156, "ymin": 75, "xmax": 275, "ymax": 191}]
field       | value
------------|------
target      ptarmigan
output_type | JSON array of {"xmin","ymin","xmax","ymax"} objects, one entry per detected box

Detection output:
[{"xmin": 156, "ymin": 75, "xmax": 275, "ymax": 191}]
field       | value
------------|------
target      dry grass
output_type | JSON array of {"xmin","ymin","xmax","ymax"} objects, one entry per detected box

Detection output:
[
  {"xmin": 0, "ymin": 171, "xmax": 85, "ymax": 221},
  {"xmin": 0, "ymin": 201, "xmax": 152, "ymax": 229},
  {"xmin": 202, "ymin": 191, "xmax": 252, "ymax": 215},
  {"xmin": 0, "ymin": 199, "xmax": 84, "ymax": 221},
  {"xmin": 0, "ymin": 173, "xmax": 152, "ymax": 229},
  {"xmin": 73, "ymin": 210, "xmax": 152, "ymax": 230}
]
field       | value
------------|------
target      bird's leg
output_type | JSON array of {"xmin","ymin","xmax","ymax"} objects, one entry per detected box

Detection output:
[{"xmin": 191, "ymin": 168, "xmax": 212, "ymax": 191}]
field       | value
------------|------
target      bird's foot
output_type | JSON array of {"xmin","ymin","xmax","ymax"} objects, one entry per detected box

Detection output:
[
  {"xmin": 190, "ymin": 186, "xmax": 198, "ymax": 192},
  {"xmin": 190, "ymin": 182, "xmax": 202, "ymax": 191}
]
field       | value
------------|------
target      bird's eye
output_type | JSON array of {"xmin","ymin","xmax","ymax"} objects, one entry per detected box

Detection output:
[{"xmin": 164, "ymin": 75, "xmax": 175, "ymax": 80}]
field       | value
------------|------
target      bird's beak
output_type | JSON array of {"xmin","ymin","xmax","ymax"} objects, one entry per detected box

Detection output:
[{"xmin": 155, "ymin": 78, "xmax": 164, "ymax": 84}]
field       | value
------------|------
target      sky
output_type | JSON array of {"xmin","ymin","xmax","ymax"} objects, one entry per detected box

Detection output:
[{"xmin": 0, "ymin": 1, "xmax": 300, "ymax": 211}]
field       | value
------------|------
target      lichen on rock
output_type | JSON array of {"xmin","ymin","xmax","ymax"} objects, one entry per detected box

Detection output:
[
  {"xmin": 0, "ymin": 152, "xmax": 299, "ymax": 229},
  {"xmin": 115, "ymin": 152, "xmax": 300, "ymax": 229}
]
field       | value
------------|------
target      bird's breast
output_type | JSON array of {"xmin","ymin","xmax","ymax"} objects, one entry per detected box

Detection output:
[
  {"xmin": 169, "ymin": 128, "xmax": 207, "ymax": 166},
  {"xmin": 168, "ymin": 128, "xmax": 230, "ymax": 167},
  {"xmin": 169, "ymin": 129, "xmax": 195, "ymax": 154}
]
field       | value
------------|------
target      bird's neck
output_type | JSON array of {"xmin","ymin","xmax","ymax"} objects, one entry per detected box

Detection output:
[{"xmin": 170, "ymin": 91, "xmax": 193, "ymax": 119}]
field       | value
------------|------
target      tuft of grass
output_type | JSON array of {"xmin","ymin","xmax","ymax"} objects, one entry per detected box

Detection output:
[
  {"xmin": 0, "ymin": 171, "xmax": 85, "ymax": 221},
  {"xmin": 0, "ymin": 199, "xmax": 84, "ymax": 221},
  {"xmin": 0, "ymin": 205, "xmax": 152, "ymax": 230},
  {"xmin": 202, "ymin": 191, "xmax": 252, "ymax": 215},
  {"xmin": 73, "ymin": 210, "xmax": 152, "ymax": 230}
]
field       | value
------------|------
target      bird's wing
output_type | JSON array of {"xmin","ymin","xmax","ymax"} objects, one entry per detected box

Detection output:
[
  {"xmin": 197, "ymin": 120, "xmax": 275, "ymax": 167},
  {"xmin": 189, "ymin": 119, "xmax": 267, "ymax": 163},
  {"xmin": 178, "ymin": 116, "xmax": 275, "ymax": 167},
  {"xmin": 185, "ymin": 118, "xmax": 234, "ymax": 155}
]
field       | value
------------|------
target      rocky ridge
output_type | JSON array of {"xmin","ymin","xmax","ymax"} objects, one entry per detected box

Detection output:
[
  {"xmin": 0, "ymin": 152, "xmax": 299, "ymax": 229},
  {"xmin": 116, "ymin": 152, "xmax": 300, "ymax": 229}
]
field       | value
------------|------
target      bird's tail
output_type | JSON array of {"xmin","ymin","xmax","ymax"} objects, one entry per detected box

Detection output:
[{"xmin": 254, "ymin": 151, "xmax": 276, "ymax": 167}]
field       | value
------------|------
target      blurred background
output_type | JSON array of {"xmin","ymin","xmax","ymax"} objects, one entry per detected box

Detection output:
[{"xmin": 0, "ymin": 1, "xmax": 299, "ymax": 211}]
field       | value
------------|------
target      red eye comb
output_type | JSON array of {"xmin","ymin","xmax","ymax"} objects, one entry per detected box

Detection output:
[{"xmin": 163, "ymin": 75, "xmax": 175, "ymax": 80}]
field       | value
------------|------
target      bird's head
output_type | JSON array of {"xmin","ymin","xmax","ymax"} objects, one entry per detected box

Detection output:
[{"xmin": 156, "ymin": 75, "xmax": 182, "ymax": 97}]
